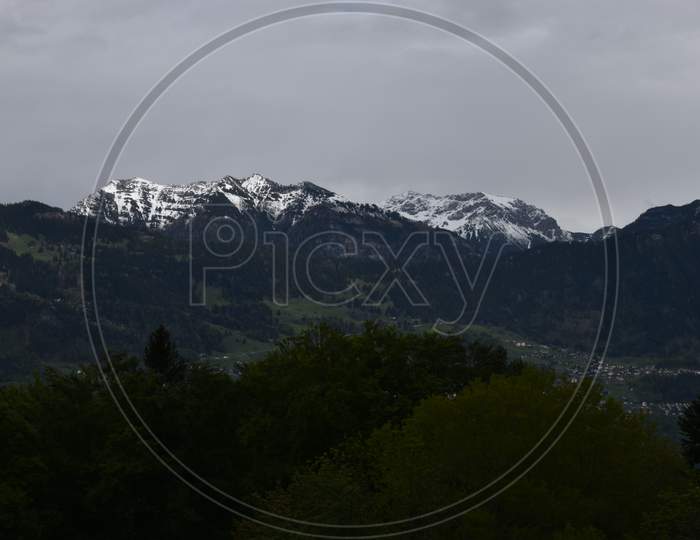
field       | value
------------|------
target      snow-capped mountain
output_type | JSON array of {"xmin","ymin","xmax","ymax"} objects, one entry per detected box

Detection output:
[
  {"xmin": 381, "ymin": 191, "xmax": 571, "ymax": 250},
  {"xmin": 73, "ymin": 174, "xmax": 589, "ymax": 251},
  {"xmin": 72, "ymin": 174, "xmax": 364, "ymax": 229}
]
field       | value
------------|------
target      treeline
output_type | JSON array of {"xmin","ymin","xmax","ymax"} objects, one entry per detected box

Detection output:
[{"xmin": 1, "ymin": 324, "xmax": 700, "ymax": 539}]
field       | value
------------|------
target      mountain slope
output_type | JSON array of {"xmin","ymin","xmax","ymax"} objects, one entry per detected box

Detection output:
[
  {"xmin": 478, "ymin": 199, "xmax": 700, "ymax": 356},
  {"xmin": 2, "ymin": 198, "xmax": 700, "ymax": 381}
]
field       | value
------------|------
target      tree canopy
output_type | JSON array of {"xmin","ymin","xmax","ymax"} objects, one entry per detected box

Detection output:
[
  {"xmin": 237, "ymin": 368, "xmax": 693, "ymax": 539},
  {"xmin": 679, "ymin": 395, "xmax": 700, "ymax": 467}
]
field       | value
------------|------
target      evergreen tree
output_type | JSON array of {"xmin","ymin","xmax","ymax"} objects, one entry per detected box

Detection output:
[
  {"xmin": 679, "ymin": 396, "xmax": 700, "ymax": 466},
  {"xmin": 144, "ymin": 325, "xmax": 180, "ymax": 376}
]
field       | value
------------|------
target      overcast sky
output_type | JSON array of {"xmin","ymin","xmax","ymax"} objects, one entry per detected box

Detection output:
[{"xmin": 2, "ymin": 0, "xmax": 699, "ymax": 232}]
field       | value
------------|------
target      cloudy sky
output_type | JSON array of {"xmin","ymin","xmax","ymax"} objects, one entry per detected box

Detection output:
[{"xmin": 2, "ymin": 0, "xmax": 699, "ymax": 232}]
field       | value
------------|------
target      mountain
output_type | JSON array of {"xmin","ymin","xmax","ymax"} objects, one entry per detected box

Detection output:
[
  {"xmin": 71, "ymin": 174, "xmax": 381, "ymax": 230},
  {"xmin": 381, "ymin": 190, "xmax": 574, "ymax": 250},
  {"xmin": 624, "ymin": 201, "xmax": 700, "ymax": 235},
  {"xmin": 477, "ymin": 199, "xmax": 700, "ymax": 356},
  {"xmin": 2, "ymin": 195, "xmax": 700, "ymax": 382},
  {"xmin": 74, "ymin": 175, "xmax": 589, "ymax": 253}
]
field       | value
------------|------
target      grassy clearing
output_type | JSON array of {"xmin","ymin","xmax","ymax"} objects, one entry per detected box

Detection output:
[{"xmin": 2, "ymin": 232, "xmax": 56, "ymax": 262}]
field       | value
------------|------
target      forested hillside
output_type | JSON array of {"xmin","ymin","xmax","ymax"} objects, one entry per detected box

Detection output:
[{"xmin": 1, "ymin": 199, "xmax": 700, "ymax": 382}]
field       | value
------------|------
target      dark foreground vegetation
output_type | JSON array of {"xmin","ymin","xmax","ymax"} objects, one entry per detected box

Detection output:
[{"xmin": 1, "ymin": 324, "xmax": 700, "ymax": 539}]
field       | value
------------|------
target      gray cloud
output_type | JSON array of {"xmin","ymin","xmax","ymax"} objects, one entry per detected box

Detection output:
[{"xmin": 1, "ymin": 0, "xmax": 699, "ymax": 232}]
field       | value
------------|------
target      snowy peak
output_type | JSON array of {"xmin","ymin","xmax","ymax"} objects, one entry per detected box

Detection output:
[
  {"xmin": 381, "ymin": 190, "xmax": 569, "ymax": 249},
  {"xmin": 240, "ymin": 173, "xmax": 278, "ymax": 202}
]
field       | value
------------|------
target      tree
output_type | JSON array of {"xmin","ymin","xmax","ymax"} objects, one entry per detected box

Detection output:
[
  {"xmin": 143, "ymin": 325, "xmax": 181, "ymax": 377},
  {"xmin": 640, "ymin": 484, "xmax": 700, "ymax": 540},
  {"xmin": 0, "ymin": 358, "xmax": 243, "ymax": 540},
  {"xmin": 679, "ymin": 396, "xmax": 700, "ymax": 467},
  {"xmin": 236, "ymin": 368, "xmax": 690, "ymax": 540},
  {"xmin": 233, "ymin": 323, "xmax": 520, "ymax": 493}
]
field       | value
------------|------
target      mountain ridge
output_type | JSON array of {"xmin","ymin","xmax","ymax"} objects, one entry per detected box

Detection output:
[
  {"xmin": 71, "ymin": 174, "xmax": 596, "ymax": 251},
  {"xmin": 71, "ymin": 174, "xmax": 360, "ymax": 229}
]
